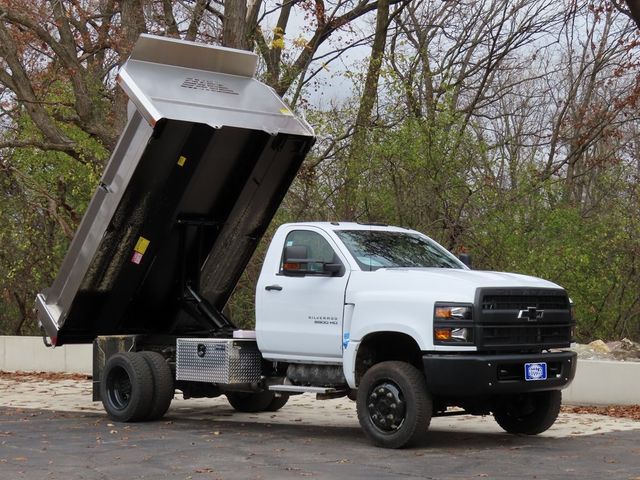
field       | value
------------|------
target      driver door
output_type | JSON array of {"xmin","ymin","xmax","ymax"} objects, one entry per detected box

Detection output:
[{"xmin": 257, "ymin": 228, "xmax": 349, "ymax": 363}]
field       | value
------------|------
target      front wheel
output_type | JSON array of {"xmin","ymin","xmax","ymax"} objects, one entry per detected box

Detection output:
[
  {"xmin": 493, "ymin": 390, "xmax": 562, "ymax": 435},
  {"xmin": 356, "ymin": 361, "xmax": 432, "ymax": 449}
]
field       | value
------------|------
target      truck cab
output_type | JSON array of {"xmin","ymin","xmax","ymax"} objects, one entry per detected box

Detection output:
[{"xmin": 256, "ymin": 222, "xmax": 576, "ymax": 447}]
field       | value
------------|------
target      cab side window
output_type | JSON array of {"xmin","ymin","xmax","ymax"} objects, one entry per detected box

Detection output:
[{"xmin": 280, "ymin": 230, "xmax": 343, "ymax": 275}]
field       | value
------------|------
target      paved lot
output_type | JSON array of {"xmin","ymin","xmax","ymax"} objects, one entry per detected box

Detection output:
[{"xmin": 0, "ymin": 376, "xmax": 639, "ymax": 479}]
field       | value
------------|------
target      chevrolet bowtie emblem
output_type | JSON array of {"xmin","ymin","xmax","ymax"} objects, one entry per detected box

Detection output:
[{"xmin": 518, "ymin": 306, "xmax": 544, "ymax": 321}]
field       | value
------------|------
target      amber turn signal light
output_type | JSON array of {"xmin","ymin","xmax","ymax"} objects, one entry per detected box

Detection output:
[
  {"xmin": 434, "ymin": 328, "xmax": 452, "ymax": 341},
  {"xmin": 435, "ymin": 307, "xmax": 453, "ymax": 319}
]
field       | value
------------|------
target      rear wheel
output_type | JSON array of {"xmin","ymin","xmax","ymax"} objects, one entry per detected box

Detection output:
[
  {"xmin": 140, "ymin": 351, "xmax": 174, "ymax": 420},
  {"xmin": 266, "ymin": 393, "xmax": 290, "ymax": 412},
  {"xmin": 356, "ymin": 361, "xmax": 432, "ymax": 449},
  {"xmin": 100, "ymin": 352, "xmax": 153, "ymax": 422},
  {"xmin": 493, "ymin": 390, "xmax": 562, "ymax": 435},
  {"xmin": 226, "ymin": 391, "xmax": 275, "ymax": 412}
]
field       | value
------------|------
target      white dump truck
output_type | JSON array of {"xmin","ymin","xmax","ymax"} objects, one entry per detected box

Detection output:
[{"xmin": 37, "ymin": 35, "xmax": 576, "ymax": 448}]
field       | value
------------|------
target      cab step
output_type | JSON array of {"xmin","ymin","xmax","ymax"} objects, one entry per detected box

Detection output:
[{"xmin": 268, "ymin": 385, "xmax": 349, "ymax": 399}]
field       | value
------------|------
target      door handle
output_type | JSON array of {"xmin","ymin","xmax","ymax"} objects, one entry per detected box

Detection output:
[{"xmin": 265, "ymin": 285, "xmax": 283, "ymax": 291}]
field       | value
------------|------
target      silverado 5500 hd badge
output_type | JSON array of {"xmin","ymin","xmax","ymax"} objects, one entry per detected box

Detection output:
[{"xmin": 309, "ymin": 315, "xmax": 338, "ymax": 325}]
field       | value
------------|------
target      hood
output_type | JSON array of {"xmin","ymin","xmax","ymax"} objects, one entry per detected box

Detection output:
[{"xmin": 346, "ymin": 268, "xmax": 562, "ymax": 303}]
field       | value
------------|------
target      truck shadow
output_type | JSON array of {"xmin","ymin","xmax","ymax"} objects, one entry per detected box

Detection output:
[
  {"xmin": 160, "ymin": 407, "xmax": 566, "ymax": 451},
  {"xmin": 13, "ymin": 404, "xmax": 586, "ymax": 452}
]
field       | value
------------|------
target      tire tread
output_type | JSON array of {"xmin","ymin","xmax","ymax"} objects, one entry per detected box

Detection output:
[
  {"xmin": 140, "ymin": 351, "xmax": 174, "ymax": 421},
  {"xmin": 266, "ymin": 393, "xmax": 290, "ymax": 412},
  {"xmin": 356, "ymin": 361, "xmax": 432, "ymax": 448},
  {"xmin": 226, "ymin": 391, "xmax": 275, "ymax": 412},
  {"xmin": 493, "ymin": 390, "xmax": 562, "ymax": 435},
  {"xmin": 100, "ymin": 352, "xmax": 154, "ymax": 422}
]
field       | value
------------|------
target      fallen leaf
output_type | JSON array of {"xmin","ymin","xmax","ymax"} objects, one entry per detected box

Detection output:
[{"xmin": 194, "ymin": 468, "xmax": 215, "ymax": 473}]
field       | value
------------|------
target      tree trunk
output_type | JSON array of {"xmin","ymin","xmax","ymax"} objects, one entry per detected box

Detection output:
[
  {"xmin": 624, "ymin": 0, "xmax": 640, "ymax": 29},
  {"xmin": 12, "ymin": 292, "xmax": 27, "ymax": 335},
  {"xmin": 186, "ymin": 0, "xmax": 208, "ymax": 41},
  {"xmin": 223, "ymin": 0, "xmax": 249, "ymax": 50},
  {"xmin": 340, "ymin": 0, "xmax": 390, "ymax": 220},
  {"xmin": 113, "ymin": 0, "xmax": 147, "ymax": 131}
]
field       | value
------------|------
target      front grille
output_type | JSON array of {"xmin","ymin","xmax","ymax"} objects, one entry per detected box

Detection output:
[
  {"xmin": 482, "ymin": 294, "xmax": 568, "ymax": 311},
  {"xmin": 481, "ymin": 325, "xmax": 572, "ymax": 349},
  {"xmin": 475, "ymin": 288, "xmax": 573, "ymax": 351}
]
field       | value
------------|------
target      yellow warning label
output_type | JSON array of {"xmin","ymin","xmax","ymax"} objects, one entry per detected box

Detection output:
[
  {"xmin": 134, "ymin": 236, "xmax": 150, "ymax": 255},
  {"xmin": 177, "ymin": 155, "xmax": 187, "ymax": 167}
]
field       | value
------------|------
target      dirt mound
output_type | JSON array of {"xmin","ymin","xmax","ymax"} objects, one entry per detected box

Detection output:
[{"xmin": 573, "ymin": 338, "xmax": 640, "ymax": 362}]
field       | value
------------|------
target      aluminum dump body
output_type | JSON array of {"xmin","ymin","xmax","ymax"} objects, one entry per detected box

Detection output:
[{"xmin": 36, "ymin": 35, "xmax": 315, "ymax": 345}]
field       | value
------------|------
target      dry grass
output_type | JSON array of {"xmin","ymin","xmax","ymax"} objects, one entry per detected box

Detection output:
[
  {"xmin": 562, "ymin": 405, "xmax": 640, "ymax": 421},
  {"xmin": 0, "ymin": 371, "xmax": 91, "ymax": 382}
]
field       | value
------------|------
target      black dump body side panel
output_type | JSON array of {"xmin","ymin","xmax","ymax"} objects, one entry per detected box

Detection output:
[{"xmin": 57, "ymin": 119, "xmax": 314, "ymax": 344}]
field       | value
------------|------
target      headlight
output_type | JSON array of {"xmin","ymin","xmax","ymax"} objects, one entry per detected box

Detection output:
[
  {"xmin": 434, "ymin": 303, "xmax": 473, "ymax": 345},
  {"xmin": 434, "ymin": 305, "xmax": 472, "ymax": 320},
  {"xmin": 569, "ymin": 298, "xmax": 576, "ymax": 341},
  {"xmin": 569, "ymin": 299, "xmax": 576, "ymax": 322},
  {"xmin": 434, "ymin": 327, "xmax": 470, "ymax": 341}
]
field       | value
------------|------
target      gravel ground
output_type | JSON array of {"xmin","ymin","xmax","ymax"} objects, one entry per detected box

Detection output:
[
  {"xmin": 1, "ymin": 371, "xmax": 639, "ymax": 479},
  {"xmin": 0, "ymin": 405, "xmax": 639, "ymax": 480},
  {"xmin": 3, "ymin": 370, "xmax": 639, "ymax": 421},
  {"xmin": 0, "ymin": 371, "xmax": 638, "ymax": 437}
]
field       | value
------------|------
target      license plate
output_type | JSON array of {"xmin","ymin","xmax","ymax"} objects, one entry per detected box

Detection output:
[{"xmin": 524, "ymin": 362, "xmax": 547, "ymax": 381}]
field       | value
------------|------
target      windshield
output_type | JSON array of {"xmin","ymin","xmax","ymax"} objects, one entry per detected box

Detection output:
[{"xmin": 335, "ymin": 230, "xmax": 464, "ymax": 271}]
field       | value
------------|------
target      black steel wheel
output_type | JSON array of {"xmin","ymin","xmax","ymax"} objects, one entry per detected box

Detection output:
[
  {"xmin": 140, "ymin": 351, "xmax": 174, "ymax": 421},
  {"xmin": 266, "ymin": 393, "xmax": 290, "ymax": 412},
  {"xmin": 226, "ymin": 391, "xmax": 275, "ymax": 412},
  {"xmin": 100, "ymin": 352, "xmax": 154, "ymax": 422},
  {"xmin": 366, "ymin": 381, "xmax": 407, "ymax": 432},
  {"xmin": 357, "ymin": 361, "xmax": 432, "ymax": 449},
  {"xmin": 493, "ymin": 390, "xmax": 562, "ymax": 435}
]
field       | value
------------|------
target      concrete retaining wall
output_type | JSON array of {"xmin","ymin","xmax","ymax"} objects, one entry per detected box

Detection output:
[
  {"xmin": 0, "ymin": 336, "xmax": 91, "ymax": 374},
  {"xmin": 1, "ymin": 337, "xmax": 638, "ymax": 405},
  {"xmin": 563, "ymin": 359, "xmax": 640, "ymax": 406}
]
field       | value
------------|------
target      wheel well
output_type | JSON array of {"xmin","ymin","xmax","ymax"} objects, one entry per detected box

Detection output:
[{"xmin": 355, "ymin": 332, "xmax": 422, "ymax": 385}]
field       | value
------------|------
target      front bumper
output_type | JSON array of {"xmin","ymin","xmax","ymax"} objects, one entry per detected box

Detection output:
[{"xmin": 422, "ymin": 351, "xmax": 576, "ymax": 397}]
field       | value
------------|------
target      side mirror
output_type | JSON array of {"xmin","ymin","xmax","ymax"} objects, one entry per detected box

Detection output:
[
  {"xmin": 282, "ymin": 260, "xmax": 342, "ymax": 276},
  {"xmin": 284, "ymin": 245, "xmax": 308, "ymax": 263},
  {"xmin": 282, "ymin": 245, "xmax": 311, "ymax": 275},
  {"xmin": 282, "ymin": 258, "xmax": 322, "ymax": 275},
  {"xmin": 282, "ymin": 246, "xmax": 343, "ymax": 276},
  {"xmin": 458, "ymin": 253, "xmax": 472, "ymax": 269},
  {"xmin": 323, "ymin": 263, "xmax": 343, "ymax": 275}
]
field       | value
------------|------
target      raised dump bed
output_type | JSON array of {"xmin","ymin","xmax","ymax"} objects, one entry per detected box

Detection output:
[{"xmin": 36, "ymin": 35, "xmax": 315, "ymax": 346}]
